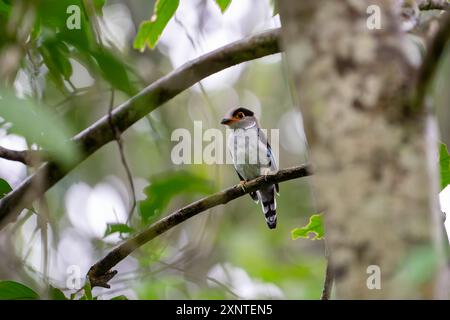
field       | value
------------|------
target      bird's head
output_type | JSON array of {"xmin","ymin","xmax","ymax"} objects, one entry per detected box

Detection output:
[{"xmin": 220, "ymin": 107, "xmax": 256, "ymax": 129}]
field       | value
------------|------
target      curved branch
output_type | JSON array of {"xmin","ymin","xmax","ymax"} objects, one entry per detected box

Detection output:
[
  {"xmin": 87, "ymin": 164, "xmax": 312, "ymax": 288},
  {"xmin": 0, "ymin": 146, "xmax": 43, "ymax": 166},
  {"xmin": 0, "ymin": 28, "xmax": 281, "ymax": 228}
]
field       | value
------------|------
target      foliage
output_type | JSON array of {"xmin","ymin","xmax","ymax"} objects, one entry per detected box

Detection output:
[
  {"xmin": 134, "ymin": 0, "xmax": 180, "ymax": 51},
  {"xmin": 0, "ymin": 90, "xmax": 79, "ymax": 166},
  {"xmin": 291, "ymin": 214, "xmax": 324, "ymax": 240},
  {"xmin": 215, "ymin": 0, "xmax": 232, "ymax": 13},
  {"xmin": 0, "ymin": 281, "xmax": 39, "ymax": 300},
  {"xmin": 440, "ymin": 142, "xmax": 450, "ymax": 190},
  {"xmin": 29, "ymin": 0, "xmax": 134, "ymax": 95},
  {"xmin": 134, "ymin": 0, "xmax": 234, "ymax": 51},
  {"xmin": 0, "ymin": 280, "xmax": 128, "ymax": 300},
  {"xmin": 81, "ymin": 281, "xmax": 93, "ymax": 300},
  {"xmin": 0, "ymin": 178, "xmax": 12, "ymax": 199},
  {"xmin": 49, "ymin": 286, "xmax": 68, "ymax": 300},
  {"xmin": 104, "ymin": 223, "xmax": 134, "ymax": 237}
]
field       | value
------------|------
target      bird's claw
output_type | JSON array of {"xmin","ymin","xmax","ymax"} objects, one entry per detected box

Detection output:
[{"xmin": 239, "ymin": 180, "xmax": 247, "ymax": 192}]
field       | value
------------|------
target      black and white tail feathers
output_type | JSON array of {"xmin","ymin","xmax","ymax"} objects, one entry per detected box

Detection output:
[
  {"xmin": 259, "ymin": 187, "xmax": 277, "ymax": 229},
  {"xmin": 263, "ymin": 203, "xmax": 277, "ymax": 229}
]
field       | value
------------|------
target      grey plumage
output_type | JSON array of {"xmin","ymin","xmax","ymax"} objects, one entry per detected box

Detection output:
[{"xmin": 221, "ymin": 107, "xmax": 279, "ymax": 229}]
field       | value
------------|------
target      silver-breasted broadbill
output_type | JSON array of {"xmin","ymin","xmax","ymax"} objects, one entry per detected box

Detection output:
[{"xmin": 221, "ymin": 107, "xmax": 279, "ymax": 229}]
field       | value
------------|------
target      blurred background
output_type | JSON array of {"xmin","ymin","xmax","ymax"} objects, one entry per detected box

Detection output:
[
  {"xmin": 1, "ymin": 0, "xmax": 449, "ymax": 300},
  {"xmin": 0, "ymin": 0, "xmax": 324, "ymax": 299}
]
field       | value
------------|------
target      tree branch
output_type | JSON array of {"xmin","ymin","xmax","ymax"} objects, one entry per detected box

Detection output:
[
  {"xmin": 0, "ymin": 146, "xmax": 43, "ymax": 166},
  {"xmin": 0, "ymin": 28, "xmax": 281, "ymax": 228},
  {"xmin": 87, "ymin": 164, "xmax": 312, "ymax": 288},
  {"xmin": 413, "ymin": 11, "xmax": 450, "ymax": 111}
]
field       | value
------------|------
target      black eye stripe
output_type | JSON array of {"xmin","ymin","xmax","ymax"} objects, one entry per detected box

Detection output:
[{"xmin": 232, "ymin": 107, "xmax": 254, "ymax": 118}]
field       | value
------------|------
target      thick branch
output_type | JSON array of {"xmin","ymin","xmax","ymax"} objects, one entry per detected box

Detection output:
[
  {"xmin": 0, "ymin": 146, "xmax": 42, "ymax": 166},
  {"xmin": 413, "ymin": 11, "xmax": 450, "ymax": 110},
  {"xmin": 87, "ymin": 164, "xmax": 312, "ymax": 288},
  {"xmin": 0, "ymin": 28, "xmax": 281, "ymax": 228}
]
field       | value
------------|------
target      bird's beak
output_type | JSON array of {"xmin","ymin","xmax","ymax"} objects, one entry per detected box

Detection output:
[{"xmin": 221, "ymin": 118, "xmax": 234, "ymax": 125}]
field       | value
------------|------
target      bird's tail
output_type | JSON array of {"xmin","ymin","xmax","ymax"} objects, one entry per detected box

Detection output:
[{"xmin": 262, "ymin": 199, "xmax": 277, "ymax": 229}]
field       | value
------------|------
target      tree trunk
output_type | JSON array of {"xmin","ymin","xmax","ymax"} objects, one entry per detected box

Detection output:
[{"xmin": 279, "ymin": 0, "xmax": 448, "ymax": 298}]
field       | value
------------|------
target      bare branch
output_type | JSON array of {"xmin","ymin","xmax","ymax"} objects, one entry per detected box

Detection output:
[
  {"xmin": 107, "ymin": 90, "xmax": 137, "ymax": 223},
  {"xmin": 321, "ymin": 257, "xmax": 334, "ymax": 300},
  {"xmin": 0, "ymin": 146, "xmax": 43, "ymax": 166},
  {"xmin": 0, "ymin": 28, "xmax": 281, "ymax": 228},
  {"xmin": 87, "ymin": 164, "xmax": 312, "ymax": 288}
]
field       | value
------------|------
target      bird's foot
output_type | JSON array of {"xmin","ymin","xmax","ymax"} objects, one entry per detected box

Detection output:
[{"xmin": 239, "ymin": 180, "xmax": 247, "ymax": 192}]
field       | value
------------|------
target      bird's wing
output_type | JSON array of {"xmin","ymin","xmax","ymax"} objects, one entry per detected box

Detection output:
[
  {"xmin": 257, "ymin": 128, "xmax": 279, "ymax": 194},
  {"xmin": 257, "ymin": 128, "xmax": 277, "ymax": 171}
]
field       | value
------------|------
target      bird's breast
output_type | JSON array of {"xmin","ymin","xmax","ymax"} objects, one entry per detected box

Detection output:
[{"xmin": 228, "ymin": 129, "xmax": 266, "ymax": 180}]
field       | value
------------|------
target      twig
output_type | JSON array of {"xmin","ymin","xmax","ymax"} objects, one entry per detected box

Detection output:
[
  {"xmin": 106, "ymin": 90, "xmax": 136, "ymax": 223},
  {"xmin": 0, "ymin": 146, "xmax": 43, "ymax": 166},
  {"xmin": 174, "ymin": 14, "xmax": 218, "ymax": 123},
  {"xmin": 87, "ymin": 164, "xmax": 312, "ymax": 288},
  {"xmin": 321, "ymin": 256, "xmax": 334, "ymax": 300},
  {"xmin": 0, "ymin": 28, "xmax": 281, "ymax": 229}
]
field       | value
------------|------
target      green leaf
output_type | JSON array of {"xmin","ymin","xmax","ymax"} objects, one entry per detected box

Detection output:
[
  {"xmin": 139, "ymin": 171, "xmax": 215, "ymax": 224},
  {"xmin": 133, "ymin": 0, "xmax": 179, "ymax": 51},
  {"xmin": 0, "ymin": 90, "xmax": 79, "ymax": 167},
  {"xmin": 48, "ymin": 286, "xmax": 67, "ymax": 300},
  {"xmin": 37, "ymin": 1, "xmax": 95, "ymax": 53},
  {"xmin": 83, "ymin": 282, "xmax": 92, "ymax": 300},
  {"xmin": 291, "ymin": 213, "xmax": 324, "ymax": 240},
  {"xmin": 104, "ymin": 223, "xmax": 134, "ymax": 237},
  {"xmin": 92, "ymin": 50, "xmax": 135, "ymax": 95},
  {"xmin": 110, "ymin": 295, "xmax": 128, "ymax": 300},
  {"xmin": 0, "ymin": 281, "xmax": 39, "ymax": 300},
  {"xmin": 39, "ymin": 37, "xmax": 73, "ymax": 87},
  {"xmin": 215, "ymin": 0, "xmax": 232, "ymax": 13},
  {"xmin": 439, "ymin": 143, "xmax": 450, "ymax": 190},
  {"xmin": 93, "ymin": 0, "xmax": 106, "ymax": 14},
  {"xmin": 0, "ymin": 178, "xmax": 12, "ymax": 199},
  {"xmin": 0, "ymin": 0, "xmax": 11, "ymax": 15}
]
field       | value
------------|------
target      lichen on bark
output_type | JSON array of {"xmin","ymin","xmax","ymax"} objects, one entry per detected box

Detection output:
[{"xmin": 279, "ymin": 0, "xmax": 446, "ymax": 298}]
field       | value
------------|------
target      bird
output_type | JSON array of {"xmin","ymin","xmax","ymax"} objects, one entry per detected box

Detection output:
[{"xmin": 220, "ymin": 107, "xmax": 279, "ymax": 229}]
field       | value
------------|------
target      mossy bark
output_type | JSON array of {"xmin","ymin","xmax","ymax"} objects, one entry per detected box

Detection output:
[{"xmin": 279, "ymin": 0, "xmax": 447, "ymax": 298}]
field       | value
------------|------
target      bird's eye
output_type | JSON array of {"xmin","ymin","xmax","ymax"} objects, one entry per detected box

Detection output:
[{"xmin": 237, "ymin": 112, "xmax": 244, "ymax": 119}]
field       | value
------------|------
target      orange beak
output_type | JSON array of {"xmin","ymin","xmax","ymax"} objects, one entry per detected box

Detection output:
[{"xmin": 220, "ymin": 117, "xmax": 238, "ymax": 125}]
